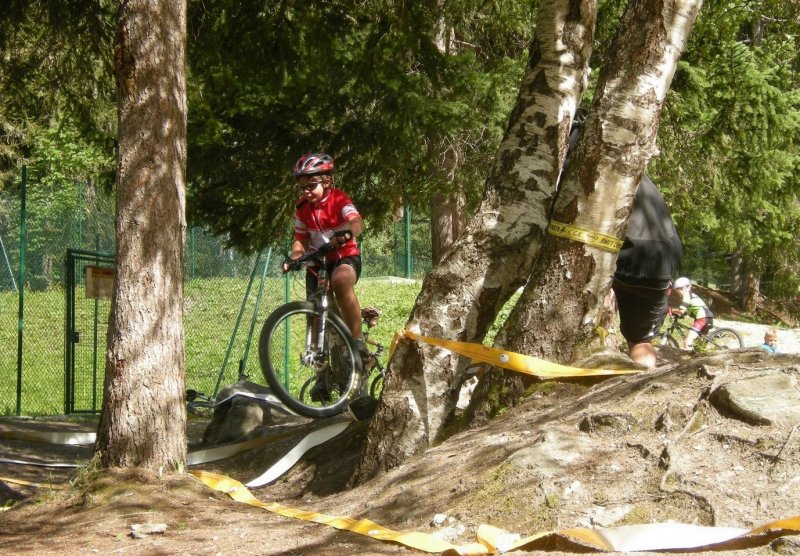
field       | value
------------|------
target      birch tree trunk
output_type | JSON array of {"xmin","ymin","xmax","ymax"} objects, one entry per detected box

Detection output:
[
  {"xmin": 353, "ymin": 0, "xmax": 596, "ymax": 483},
  {"xmin": 96, "ymin": 0, "xmax": 188, "ymax": 469},
  {"xmin": 466, "ymin": 0, "xmax": 702, "ymax": 423}
]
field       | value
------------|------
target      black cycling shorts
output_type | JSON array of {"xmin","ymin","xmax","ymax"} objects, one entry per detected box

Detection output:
[
  {"xmin": 612, "ymin": 277, "xmax": 670, "ymax": 345},
  {"xmin": 305, "ymin": 255, "xmax": 362, "ymax": 298}
]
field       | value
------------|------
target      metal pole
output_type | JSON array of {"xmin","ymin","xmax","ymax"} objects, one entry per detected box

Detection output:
[
  {"xmin": 212, "ymin": 251, "xmax": 262, "ymax": 397},
  {"xmin": 404, "ymin": 205, "xmax": 412, "ymax": 278},
  {"xmin": 91, "ymin": 233, "xmax": 100, "ymax": 411},
  {"xmin": 284, "ymin": 239, "xmax": 291, "ymax": 379},
  {"xmin": 77, "ymin": 179, "xmax": 83, "ymax": 248},
  {"xmin": 0, "ymin": 234, "xmax": 17, "ymax": 292},
  {"xmin": 241, "ymin": 248, "xmax": 272, "ymax": 373},
  {"xmin": 16, "ymin": 166, "xmax": 27, "ymax": 415}
]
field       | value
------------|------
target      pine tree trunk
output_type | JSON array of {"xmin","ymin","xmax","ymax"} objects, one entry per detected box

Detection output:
[
  {"xmin": 352, "ymin": 0, "xmax": 596, "ymax": 484},
  {"xmin": 465, "ymin": 0, "xmax": 702, "ymax": 421},
  {"xmin": 731, "ymin": 248, "xmax": 761, "ymax": 312},
  {"xmin": 96, "ymin": 0, "xmax": 188, "ymax": 469},
  {"xmin": 430, "ymin": 187, "xmax": 466, "ymax": 266},
  {"xmin": 429, "ymin": 12, "xmax": 466, "ymax": 266}
]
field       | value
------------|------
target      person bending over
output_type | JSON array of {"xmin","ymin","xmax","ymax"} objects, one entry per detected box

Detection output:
[{"xmin": 611, "ymin": 177, "xmax": 682, "ymax": 367}]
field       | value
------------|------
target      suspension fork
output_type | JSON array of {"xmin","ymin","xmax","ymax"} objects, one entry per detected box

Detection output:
[{"xmin": 314, "ymin": 293, "xmax": 330, "ymax": 363}]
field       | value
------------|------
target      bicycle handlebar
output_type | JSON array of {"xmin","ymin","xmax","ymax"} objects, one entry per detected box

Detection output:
[{"xmin": 284, "ymin": 231, "xmax": 353, "ymax": 271}]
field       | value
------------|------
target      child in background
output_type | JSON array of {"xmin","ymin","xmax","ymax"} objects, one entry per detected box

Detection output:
[
  {"xmin": 671, "ymin": 277, "xmax": 714, "ymax": 349},
  {"xmin": 760, "ymin": 327, "xmax": 780, "ymax": 353}
]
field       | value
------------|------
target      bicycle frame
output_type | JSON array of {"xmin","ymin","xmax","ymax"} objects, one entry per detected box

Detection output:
[
  {"xmin": 300, "ymin": 262, "xmax": 335, "ymax": 370},
  {"xmin": 661, "ymin": 316, "xmax": 715, "ymax": 349}
]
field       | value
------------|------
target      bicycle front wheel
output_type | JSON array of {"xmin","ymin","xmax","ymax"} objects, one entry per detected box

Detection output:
[
  {"xmin": 259, "ymin": 301, "xmax": 362, "ymax": 418},
  {"xmin": 706, "ymin": 328, "xmax": 744, "ymax": 352}
]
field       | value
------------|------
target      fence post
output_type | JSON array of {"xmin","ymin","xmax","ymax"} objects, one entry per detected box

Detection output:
[
  {"xmin": 16, "ymin": 166, "xmax": 27, "ymax": 416},
  {"xmin": 76, "ymin": 179, "xmax": 83, "ymax": 248},
  {"xmin": 404, "ymin": 205, "xmax": 412, "ymax": 279},
  {"xmin": 190, "ymin": 227, "xmax": 196, "ymax": 280}
]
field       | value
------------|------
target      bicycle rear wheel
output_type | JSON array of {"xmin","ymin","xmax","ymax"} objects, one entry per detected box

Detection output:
[
  {"xmin": 259, "ymin": 301, "xmax": 362, "ymax": 418},
  {"xmin": 706, "ymin": 328, "xmax": 744, "ymax": 352},
  {"xmin": 657, "ymin": 332, "xmax": 681, "ymax": 349},
  {"xmin": 368, "ymin": 366, "xmax": 385, "ymax": 398}
]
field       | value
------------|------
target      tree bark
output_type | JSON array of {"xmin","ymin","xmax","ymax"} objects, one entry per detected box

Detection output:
[
  {"xmin": 731, "ymin": 247, "xmax": 761, "ymax": 312},
  {"xmin": 96, "ymin": 0, "xmax": 188, "ymax": 469},
  {"xmin": 429, "ymin": 9, "xmax": 467, "ymax": 266},
  {"xmin": 465, "ymin": 0, "xmax": 703, "ymax": 421},
  {"xmin": 430, "ymin": 187, "xmax": 466, "ymax": 266},
  {"xmin": 353, "ymin": 0, "xmax": 596, "ymax": 484},
  {"xmin": 429, "ymin": 141, "xmax": 465, "ymax": 267}
]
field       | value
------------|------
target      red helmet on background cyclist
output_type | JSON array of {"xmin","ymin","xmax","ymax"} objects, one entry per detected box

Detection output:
[{"xmin": 293, "ymin": 153, "xmax": 334, "ymax": 177}]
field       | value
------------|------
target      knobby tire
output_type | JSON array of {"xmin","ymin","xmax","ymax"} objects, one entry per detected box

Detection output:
[
  {"xmin": 259, "ymin": 301, "xmax": 362, "ymax": 418},
  {"xmin": 707, "ymin": 327, "xmax": 744, "ymax": 351},
  {"xmin": 658, "ymin": 332, "xmax": 681, "ymax": 349}
]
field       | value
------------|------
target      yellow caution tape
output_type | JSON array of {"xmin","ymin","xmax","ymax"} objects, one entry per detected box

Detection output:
[
  {"xmin": 193, "ymin": 469, "xmax": 800, "ymax": 554},
  {"xmin": 191, "ymin": 470, "xmax": 489, "ymax": 554},
  {"xmin": 397, "ymin": 330, "xmax": 640, "ymax": 378},
  {"xmin": 547, "ymin": 220, "xmax": 623, "ymax": 254},
  {"xmin": 487, "ymin": 517, "xmax": 800, "ymax": 552},
  {"xmin": 0, "ymin": 476, "xmax": 68, "ymax": 490}
]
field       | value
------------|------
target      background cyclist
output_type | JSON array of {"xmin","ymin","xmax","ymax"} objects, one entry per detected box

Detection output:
[{"xmin": 671, "ymin": 276, "xmax": 714, "ymax": 349}]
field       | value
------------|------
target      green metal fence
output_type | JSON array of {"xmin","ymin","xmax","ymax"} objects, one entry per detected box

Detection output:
[{"xmin": 0, "ymin": 168, "xmax": 430, "ymax": 415}]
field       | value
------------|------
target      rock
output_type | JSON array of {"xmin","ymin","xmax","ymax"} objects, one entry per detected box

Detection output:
[
  {"xmin": 580, "ymin": 504, "xmax": 633, "ymax": 527},
  {"xmin": 709, "ymin": 371, "xmax": 800, "ymax": 426},
  {"xmin": 201, "ymin": 380, "xmax": 278, "ymax": 445},
  {"xmin": 130, "ymin": 523, "xmax": 167, "ymax": 538},
  {"xmin": 578, "ymin": 412, "xmax": 637, "ymax": 434},
  {"xmin": 507, "ymin": 427, "xmax": 591, "ymax": 477}
]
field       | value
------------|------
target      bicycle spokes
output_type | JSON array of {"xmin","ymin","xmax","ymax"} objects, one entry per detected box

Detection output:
[{"xmin": 260, "ymin": 302, "xmax": 361, "ymax": 418}]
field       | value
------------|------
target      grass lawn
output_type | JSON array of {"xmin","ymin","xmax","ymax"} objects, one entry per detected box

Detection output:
[{"xmin": 0, "ymin": 276, "xmax": 422, "ymax": 415}]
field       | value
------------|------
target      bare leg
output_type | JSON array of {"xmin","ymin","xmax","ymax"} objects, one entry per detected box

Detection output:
[
  {"xmin": 629, "ymin": 342, "xmax": 656, "ymax": 368},
  {"xmin": 331, "ymin": 264, "xmax": 363, "ymax": 339}
]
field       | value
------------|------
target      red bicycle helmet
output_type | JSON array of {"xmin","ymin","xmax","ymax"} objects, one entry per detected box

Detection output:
[{"xmin": 293, "ymin": 153, "xmax": 334, "ymax": 176}]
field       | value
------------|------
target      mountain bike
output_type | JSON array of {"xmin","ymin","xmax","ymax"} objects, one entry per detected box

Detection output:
[
  {"xmin": 297, "ymin": 306, "xmax": 385, "ymax": 403},
  {"xmin": 656, "ymin": 313, "xmax": 744, "ymax": 352},
  {"xmin": 258, "ymin": 236, "xmax": 385, "ymax": 418}
]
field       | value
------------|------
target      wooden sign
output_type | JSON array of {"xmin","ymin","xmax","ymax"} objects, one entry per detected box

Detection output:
[{"xmin": 85, "ymin": 266, "xmax": 115, "ymax": 299}]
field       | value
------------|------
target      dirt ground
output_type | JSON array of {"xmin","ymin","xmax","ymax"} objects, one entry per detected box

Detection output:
[{"xmin": 2, "ymin": 299, "xmax": 800, "ymax": 555}]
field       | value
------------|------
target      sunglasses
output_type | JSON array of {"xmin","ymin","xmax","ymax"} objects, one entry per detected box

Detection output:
[{"xmin": 296, "ymin": 176, "xmax": 326, "ymax": 190}]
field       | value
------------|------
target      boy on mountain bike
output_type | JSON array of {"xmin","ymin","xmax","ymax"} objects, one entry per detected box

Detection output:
[
  {"xmin": 671, "ymin": 276, "xmax": 714, "ymax": 349},
  {"xmin": 283, "ymin": 153, "xmax": 368, "ymax": 398}
]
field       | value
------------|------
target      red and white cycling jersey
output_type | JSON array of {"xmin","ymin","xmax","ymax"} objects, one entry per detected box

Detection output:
[{"xmin": 294, "ymin": 187, "xmax": 361, "ymax": 262}]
